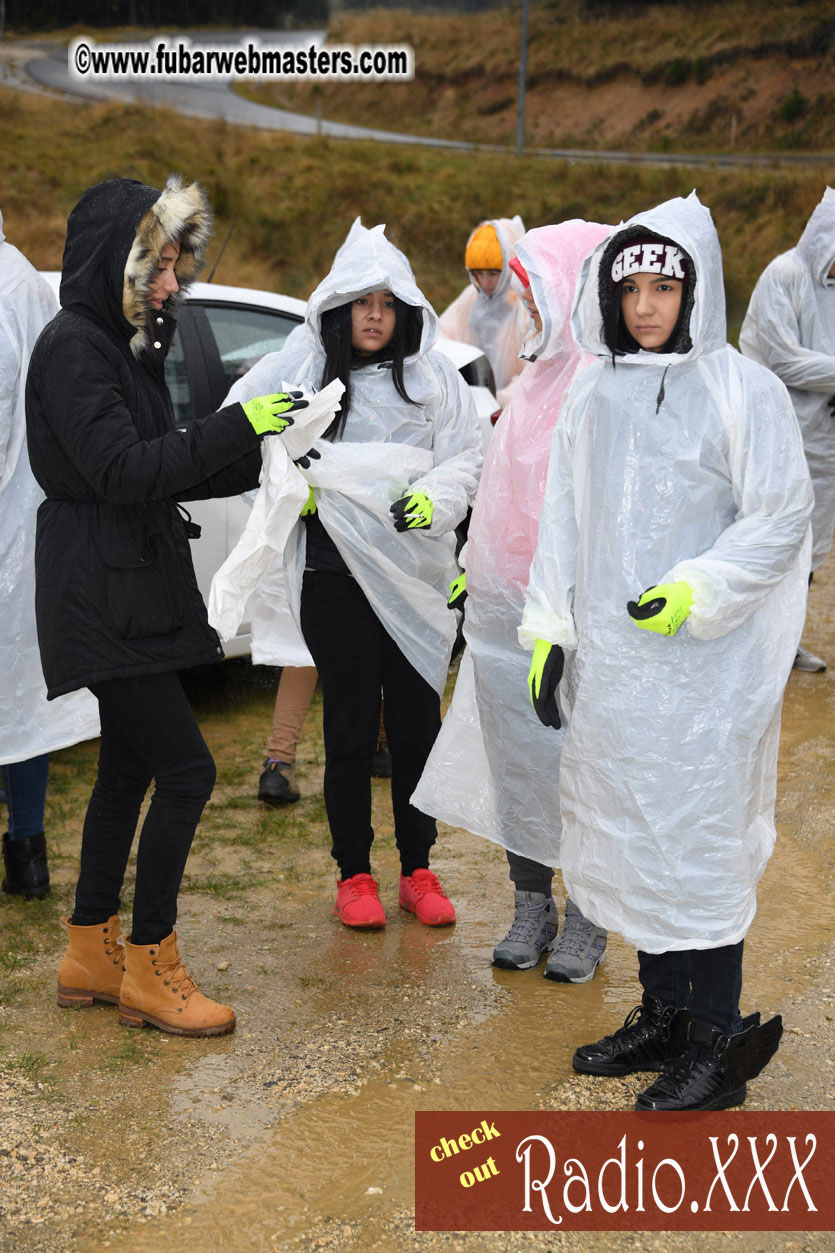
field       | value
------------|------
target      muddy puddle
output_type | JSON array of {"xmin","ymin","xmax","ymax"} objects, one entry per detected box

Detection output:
[
  {"xmin": 86, "ymin": 806, "xmax": 831, "ymax": 1253},
  {"xmin": 5, "ymin": 582, "xmax": 834, "ymax": 1253}
]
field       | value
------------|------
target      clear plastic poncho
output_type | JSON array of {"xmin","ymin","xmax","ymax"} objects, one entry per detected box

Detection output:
[
  {"xmin": 222, "ymin": 220, "xmax": 483, "ymax": 695},
  {"xmin": 521, "ymin": 192, "xmax": 813, "ymax": 952},
  {"xmin": 739, "ymin": 187, "xmax": 835, "ymax": 569},
  {"xmin": 412, "ymin": 220, "xmax": 611, "ymax": 863},
  {"xmin": 439, "ymin": 216, "xmax": 529, "ymax": 407},
  {"xmin": 0, "ymin": 213, "xmax": 99, "ymax": 764}
]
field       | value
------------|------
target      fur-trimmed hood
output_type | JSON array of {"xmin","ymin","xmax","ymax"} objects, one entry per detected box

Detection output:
[{"xmin": 59, "ymin": 176, "xmax": 211, "ymax": 359}]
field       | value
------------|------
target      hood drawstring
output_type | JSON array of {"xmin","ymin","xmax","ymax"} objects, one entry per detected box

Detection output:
[
  {"xmin": 655, "ymin": 364, "xmax": 670, "ymax": 414},
  {"xmin": 176, "ymin": 503, "xmax": 201, "ymax": 539}
]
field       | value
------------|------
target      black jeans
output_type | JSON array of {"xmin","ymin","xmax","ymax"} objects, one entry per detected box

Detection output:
[
  {"xmin": 72, "ymin": 672, "xmax": 216, "ymax": 945},
  {"xmin": 638, "ymin": 942, "xmax": 745, "ymax": 1033},
  {"xmin": 506, "ymin": 849, "xmax": 553, "ymax": 897},
  {"xmin": 300, "ymin": 570, "xmax": 440, "ymax": 880}
]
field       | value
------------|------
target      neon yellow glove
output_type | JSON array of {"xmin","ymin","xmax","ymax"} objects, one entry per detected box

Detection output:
[
  {"xmin": 390, "ymin": 491, "xmax": 434, "ymax": 532},
  {"xmin": 627, "ymin": 582, "xmax": 693, "ymax": 636},
  {"xmin": 527, "ymin": 638, "xmax": 564, "ymax": 729},
  {"xmin": 300, "ymin": 486, "xmax": 317, "ymax": 517},
  {"xmin": 241, "ymin": 391, "xmax": 308, "ymax": 436},
  {"xmin": 448, "ymin": 572, "xmax": 467, "ymax": 611}
]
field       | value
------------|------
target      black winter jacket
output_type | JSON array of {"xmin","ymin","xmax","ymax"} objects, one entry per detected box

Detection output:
[{"xmin": 25, "ymin": 177, "xmax": 263, "ymax": 697}]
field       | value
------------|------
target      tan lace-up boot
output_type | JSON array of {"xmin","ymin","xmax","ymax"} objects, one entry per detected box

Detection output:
[
  {"xmin": 118, "ymin": 931, "xmax": 235, "ymax": 1037},
  {"xmin": 57, "ymin": 915, "xmax": 124, "ymax": 1008}
]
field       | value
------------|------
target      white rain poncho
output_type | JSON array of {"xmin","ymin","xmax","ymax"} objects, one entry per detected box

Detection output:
[
  {"xmin": 207, "ymin": 380, "xmax": 345, "ymax": 640},
  {"xmin": 439, "ymin": 217, "xmax": 529, "ymax": 407},
  {"xmin": 739, "ymin": 188, "xmax": 835, "ymax": 569},
  {"xmin": 0, "ymin": 213, "xmax": 99, "ymax": 764},
  {"xmin": 412, "ymin": 220, "xmax": 611, "ymax": 863},
  {"xmin": 222, "ymin": 220, "xmax": 482, "ymax": 695},
  {"xmin": 521, "ymin": 192, "xmax": 813, "ymax": 952}
]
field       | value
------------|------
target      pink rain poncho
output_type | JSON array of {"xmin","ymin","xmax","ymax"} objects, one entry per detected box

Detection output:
[
  {"xmin": 439, "ymin": 217, "xmax": 529, "ymax": 407},
  {"xmin": 413, "ymin": 220, "xmax": 611, "ymax": 864}
]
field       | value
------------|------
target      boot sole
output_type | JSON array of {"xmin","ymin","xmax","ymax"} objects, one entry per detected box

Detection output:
[
  {"xmin": 57, "ymin": 984, "xmax": 120, "ymax": 1009},
  {"xmin": 118, "ymin": 1005, "xmax": 236, "ymax": 1037},
  {"xmin": 492, "ymin": 954, "xmax": 542, "ymax": 970},
  {"xmin": 2, "ymin": 883, "xmax": 50, "ymax": 900},
  {"xmin": 573, "ymin": 1054, "xmax": 666, "ymax": 1077},
  {"xmin": 258, "ymin": 793, "xmax": 300, "ymax": 806},
  {"xmin": 493, "ymin": 932, "xmax": 559, "ymax": 970},
  {"xmin": 635, "ymin": 1084, "xmax": 747, "ymax": 1112},
  {"xmin": 545, "ymin": 951, "xmax": 606, "ymax": 984}
]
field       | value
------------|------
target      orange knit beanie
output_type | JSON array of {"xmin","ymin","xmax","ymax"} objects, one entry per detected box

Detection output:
[{"xmin": 465, "ymin": 223, "xmax": 503, "ymax": 271}]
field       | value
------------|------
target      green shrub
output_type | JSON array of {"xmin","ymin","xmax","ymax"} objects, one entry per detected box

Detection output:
[
  {"xmin": 778, "ymin": 87, "xmax": 809, "ymax": 124},
  {"xmin": 665, "ymin": 57, "xmax": 692, "ymax": 85}
]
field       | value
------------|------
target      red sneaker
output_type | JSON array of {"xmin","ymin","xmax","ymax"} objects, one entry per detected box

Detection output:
[
  {"xmin": 334, "ymin": 874, "xmax": 386, "ymax": 929},
  {"xmin": 399, "ymin": 869, "xmax": 456, "ymax": 927}
]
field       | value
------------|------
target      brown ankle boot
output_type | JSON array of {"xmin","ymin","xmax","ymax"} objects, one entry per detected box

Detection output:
[
  {"xmin": 118, "ymin": 931, "xmax": 235, "ymax": 1038},
  {"xmin": 57, "ymin": 915, "xmax": 124, "ymax": 1008}
]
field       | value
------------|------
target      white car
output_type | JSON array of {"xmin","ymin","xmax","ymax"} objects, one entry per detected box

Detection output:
[{"xmin": 41, "ymin": 276, "xmax": 498, "ymax": 654}]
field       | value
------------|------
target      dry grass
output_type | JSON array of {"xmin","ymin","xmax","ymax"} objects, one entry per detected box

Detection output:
[
  {"xmin": 2, "ymin": 86, "xmax": 833, "ymax": 335},
  {"xmin": 239, "ymin": 0, "xmax": 835, "ymax": 154}
]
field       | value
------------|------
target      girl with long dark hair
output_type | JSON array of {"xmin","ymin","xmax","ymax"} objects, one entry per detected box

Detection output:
[{"xmin": 226, "ymin": 220, "xmax": 483, "ymax": 928}]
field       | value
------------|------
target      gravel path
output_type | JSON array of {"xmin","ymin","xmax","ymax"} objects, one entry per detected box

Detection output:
[{"xmin": 1, "ymin": 572, "xmax": 833, "ymax": 1252}]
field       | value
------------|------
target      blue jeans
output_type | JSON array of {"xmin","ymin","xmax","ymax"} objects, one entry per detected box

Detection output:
[
  {"xmin": 1, "ymin": 754, "xmax": 50, "ymax": 841},
  {"xmin": 638, "ymin": 942, "xmax": 744, "ymax": 1033}
]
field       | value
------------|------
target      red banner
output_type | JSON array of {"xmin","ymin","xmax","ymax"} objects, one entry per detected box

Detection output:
[{"xmin": 415, "ymin": 1112, "xmax": 834, "ymax": 1231}]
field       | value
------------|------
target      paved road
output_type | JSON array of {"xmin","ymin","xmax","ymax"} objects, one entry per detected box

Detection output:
[
  {"xmin": 17, "ymin": 34, "xmax": 835, "ymax": 169},
  {"xmin": 24, "ymin": 33, "xmax": 473, "ymax": 151}
]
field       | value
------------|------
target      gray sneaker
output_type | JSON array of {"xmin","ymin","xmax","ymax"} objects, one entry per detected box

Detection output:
[
  {"xmin": 492, "ymin": 891, "xmax": 559, "ymax": 970},
  {"xmin": 544, "ymin": 898, "xmax": 607, "ymax": 983},
  {"xmin": 793, "ymin": 645, "xmax": 826, "ymax": 673}
]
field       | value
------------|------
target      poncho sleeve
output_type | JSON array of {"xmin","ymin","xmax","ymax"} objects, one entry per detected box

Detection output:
[
  {"xmin": 518, "ymin": 370, "xmax": 596, "ymax": 651},
  {"xmin": 668, "ymin": 355, "xmax": 813, "ymax": 638},
  {"xmin": 740, "ymin": 258, "xmax": 835, "ymax": 395},
  {"xmin": 407, "ymin": 351, "xmax": 483, "ymax": 535}
]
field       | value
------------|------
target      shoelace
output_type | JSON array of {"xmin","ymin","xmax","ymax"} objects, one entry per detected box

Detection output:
[
  {"xmin": 505, "ymin": 904, "xmax": 550, "ymax": 944},
  {"xmin": 604, "ymin": 1002, "xmax": 653, "ymax": 1045},
  {"xmin": 104, "ymin": 935, "xmax": 124, "ymax": 965},
  {"xmin": 408, "ymin": 871, "xmax": 443, "ymax": 897},
  {"xmin": 557, "ymin": 912, "xmax": 601, "ymax": 958},
  {"xmin": 658, "ymin": 1041, "xmax": 727, "ymax": 1091},
  {"xmin": 154, "ymin": 953, "xmax": 199, "ymax": 1000},
  {"xmin": 345, "ymin": 875, "xmax": 379, "ymax": 897}
]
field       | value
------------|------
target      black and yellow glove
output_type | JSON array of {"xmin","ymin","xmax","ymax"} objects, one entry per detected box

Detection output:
[
  {"xmin": 527, "ymin": 638, "xmax": 564, "ymax": 730},
  {"xmin": 626, "ymin": 582, "xmax": 693, "ymax": 636},
  {"xmin": 390, "ymin": 491, "xmax": 434, "ymax": 532},
  {"xmin": 448, "ymin": 572, "xmax": 467, "ymax": 611},
  {"xmin": 242, "ymin": 390, "xmax": 308, "ymax": 436}
]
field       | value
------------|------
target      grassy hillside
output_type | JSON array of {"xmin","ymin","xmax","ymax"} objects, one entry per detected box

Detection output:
[
  {"xmin": 2, "ymin": 87, "xmax": 834, "ymax": 336},
  {"xmin": 240, "ymin": 0, "xmax": 835, "ymax": 154}
]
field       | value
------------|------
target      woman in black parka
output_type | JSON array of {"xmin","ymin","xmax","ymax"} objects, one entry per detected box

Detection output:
[{"xmin": 25, "ymin": 176, "xmax": 302, "ymax": 1038}]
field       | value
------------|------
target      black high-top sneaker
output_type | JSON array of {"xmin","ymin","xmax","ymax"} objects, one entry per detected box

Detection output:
[
  {"xmin": 1, "ymin": 831, "xmax": 50, "ymax": 899},
  {"xmin": 635, "ymin": 1012, "xmax": 783, "ymax": 1111},
  {"xmin": 257, "ymin": 759, "xmax": 300, "ymax": 805},
  {"xmin": 572, "ymin": 993, "xmax": 691, "ymax": 1076}
]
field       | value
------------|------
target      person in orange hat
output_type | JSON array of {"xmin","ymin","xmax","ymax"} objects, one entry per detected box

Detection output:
[{"xmin": 440, "ymin": 217, "xmax": 529, "ymax": 408}]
